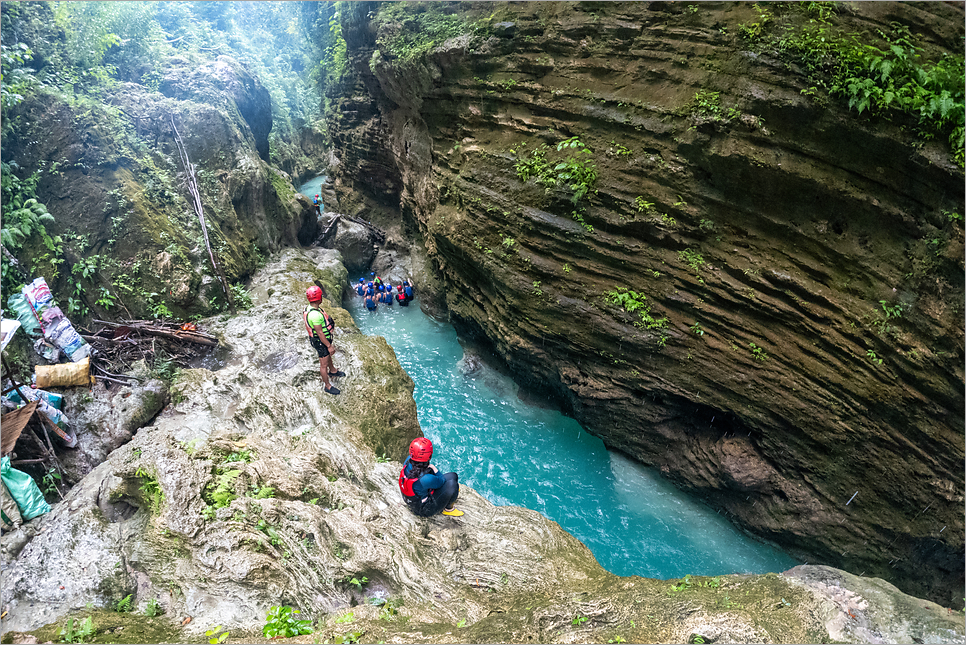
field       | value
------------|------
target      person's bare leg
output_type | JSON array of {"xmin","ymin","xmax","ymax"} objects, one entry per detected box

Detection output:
[{"xmin": 319, "ymin": 357, "xmax": 332, "ymax": 389}]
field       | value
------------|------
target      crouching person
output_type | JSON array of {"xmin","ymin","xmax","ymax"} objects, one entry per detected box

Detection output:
[{"xmin": 398, "ymin": 438, "xmax": 462, "ymax": 517}]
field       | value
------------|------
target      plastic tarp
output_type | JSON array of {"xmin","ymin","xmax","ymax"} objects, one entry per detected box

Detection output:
[
  {"xmin": 0, "ymin": 479, "xmax": 23, "ymax": 531},
  {"xmin": 6, "ymin": 295, "xmax": 42, "ymax": 339},
  {"xmin": 0, "ymin": 455, "xmax": 50, "ymax": 521},
  {"xmin": 1, "ymin": 318, "xmax": 21, "ymax": 351}
]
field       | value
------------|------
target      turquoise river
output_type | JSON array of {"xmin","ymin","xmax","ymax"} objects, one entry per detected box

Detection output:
[{"xmin": 342, "ymin": 284, "xmax": 798, "ymax": 581}]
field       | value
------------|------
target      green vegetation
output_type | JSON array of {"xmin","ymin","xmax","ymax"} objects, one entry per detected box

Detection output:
[
  {"xmin": 135, "ymin": 468, "xmax": 164, "ymax": 515},
  {"xmin": 605, "ymin": 288, "xmax": 669, "ymax": 332},
  {"xmin": 866, "ymin": 349, "xmax": 883, "ymax": 365},
  {"xmin": 205, "ymin": 625, "xmax": 229, "ymax": 644},
  {"xmin": 678, "ymin": 249, "xmax": 706, "ymax": 274},
  {"xmin": 690, "ymin": 322, "xmax": 705, "ymax": 336},
  {"xmin": 669, "ymin": 574, "xmax": 722, "ymax": 593},
  {"xmin": 749, "ymin": 342, "xmax": 769, "ymax": 362},
  {"xmin": 740, "ymin": 3, "xmax": 964, "ymax": 166},
  {"xmin": 572, "ymin": 616, "xmax": 589, "ymax": 626},
  {"xmin": 514, "ymin": 136, "xmax": 598, "ymax": 205},
  {"xmin": 690, "ymin": 90, "xmax": 722, "ymax": 119},
  {"xmin": 113, "ymin": 594, "xmax": 133, "ymax": 613},
  {"xmin": 144, "ymin": 598, "xmax": 163, "ymax": 617},
  {"xmin": 59, "ymin": 616, "xmax": 95, "ymax": 644},
  {"xmin": 263, "ymin": 605, "xmax": 313, "ymax": 638},
  {"xmin": 635, "ymin": 196, "xmax": 655, "ymax": 213},
  {"xmin": 373, "ymin": 2, "xmax": 469, "ymax": 63},
  {"xmin": 0, "ymin": 161, "xmax": 59, "ymax": 298}
]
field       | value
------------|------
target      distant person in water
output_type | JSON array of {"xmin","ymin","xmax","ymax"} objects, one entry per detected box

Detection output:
[
  {"xmin": 356, "ymin": 278, "xmax": 366, "ymax": 297},
  {"xmin": 403, "ymin": 279, "xmax": 415, "ymax": 303},
  {"xmin": 396, "ymin": 284, "xmax": 409, "ymax": 307},
  {"xmin": 364, "ymin": 291, "xmax": 378, "ymax": 311},
  {"xmin": 313, "ymin": 194, "xmax": 322, "ymax": 216},
  {"xmin": 303, "ymin": 286, "xmax": 343, "ymax": 395},
  {"xmin": 398, "ymin": 438, "xmax": 462, "ymax": 517},
  {"xmin": 382, "ymin": 283, "xmax": 394, "ymax": 306}
]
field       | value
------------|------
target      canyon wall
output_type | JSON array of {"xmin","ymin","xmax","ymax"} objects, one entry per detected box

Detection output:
[{"xmin": 324, "ymin": 1, "xmax": 965, "ymax": 606}]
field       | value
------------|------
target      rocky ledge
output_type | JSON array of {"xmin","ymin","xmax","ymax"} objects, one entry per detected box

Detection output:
[{"xmin": 0, "ymin": 248, "xmax": 962, "ymax": 645}]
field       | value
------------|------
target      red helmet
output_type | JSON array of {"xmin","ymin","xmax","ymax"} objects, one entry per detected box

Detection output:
[
  {"xmin": 409, "ymin": 437, "xmax": 433, "ymax": 462},
  {"xmin": 306, "ymin": 286, "xmax": 323, "ymax": 302},
  {"xmin": 397, "ymin": 285, "xmax": 404, "ymax": 291}
]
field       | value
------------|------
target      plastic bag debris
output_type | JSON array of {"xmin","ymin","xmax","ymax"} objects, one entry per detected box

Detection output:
[
  {"xmin": 5, "ymin": 385, "xmax": 64, "ymax": 410},
  {"xmin": 1, "ymin": 318, "xmax": 22, "ymax": 351},
  {"xmin": 6, "ymin": 295, "xmax": 42, "ymax": 339},
  {"xmin": 0, "ymin": 479, "xmax": 23, "ymax": 531},
  {"xmin": 21, "ymin": 277, "xmax": 90, "ymax": 362},
  {"xmin": 35, "ymin": 356, "xmax": 93, "ymax": 388},
  {"xmin": 33, "ymin": 338, "xmax": 62, "ymax": 363},
  {"xmin": 0, "ymin": 456, "xmax": 51, "ymax": 521},
  {"xmin": 44, "ymin": 316, "xmax": 90, "ymax": 362}
]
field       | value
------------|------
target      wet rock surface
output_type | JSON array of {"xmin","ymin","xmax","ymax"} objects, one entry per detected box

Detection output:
[
  {"xmin": 2, "ymin": 248, "xmax": 961, "ymax": 644},
  {"xmin": 326, "ymin": 1, "xmax": 965, "ymax": 605},
  {"xmin": 57, "ymin": 366, "xmax": 169, "ymax": 483}
]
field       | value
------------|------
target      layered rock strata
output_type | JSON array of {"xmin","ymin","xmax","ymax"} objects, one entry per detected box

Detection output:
[{"xmin": 324, "ymin": 1, "xmax": 965, "ymax": 605}]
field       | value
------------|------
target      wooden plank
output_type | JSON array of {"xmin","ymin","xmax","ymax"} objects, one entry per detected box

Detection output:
[{"xmin": 0, "ymin": 401, "xmax": 38, "ymax": 456}]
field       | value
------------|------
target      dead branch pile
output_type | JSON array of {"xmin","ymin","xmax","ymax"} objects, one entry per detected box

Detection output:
[{"xmin": 80, "ymin": 319, "xmax": 220, "ymax": 380}]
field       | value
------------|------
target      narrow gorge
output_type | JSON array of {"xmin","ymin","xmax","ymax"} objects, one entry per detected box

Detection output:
[{"xmin": 0, "ymin": 2, "xmax": 963, "ymax": 643}]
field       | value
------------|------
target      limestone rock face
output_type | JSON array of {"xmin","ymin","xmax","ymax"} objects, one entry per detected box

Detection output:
[
  {"xmin": 3, "ymin": 249, "xmax": 961, "ymax": 645},
  {"xmin": 4, "ymin": 58, "xmax": 312, "ymax": 321},
  {"xmin": 160, "ymin": 55, "xmax": 273, "ymax": 162},
  {"xmin": 325, "ymin": 1, "xmax": 965, "ymax": 605},
  {"xmin": 57, "ymin": 375, "xmax": 169, "ymax": 483}
]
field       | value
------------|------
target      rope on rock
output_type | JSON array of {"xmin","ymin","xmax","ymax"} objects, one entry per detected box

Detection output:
[{"xmin": 169, "ymin": 113, "xmax": 236, "ymax": 314}]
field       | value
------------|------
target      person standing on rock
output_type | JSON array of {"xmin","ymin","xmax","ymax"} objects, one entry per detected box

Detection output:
[
  {"xmin": 313, "ymin": 194, "xmax": 322, "ymax": 216},
  {"xmin": 398, "ymin": 438, "xmax": 463, "ymax": 517},
  {"xmin": 303, "ymin": 286, "xmax": 344, "ymax": 395}
]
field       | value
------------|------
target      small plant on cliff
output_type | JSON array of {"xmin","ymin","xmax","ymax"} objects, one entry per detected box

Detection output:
[
  {"xmin": 678, "ymin": 249, "xmax": 705, "ymax": 274},
  {"xmin": 145, "ymin": 598, "xmax": 163, "ymax": 617},
  {"xmin": 230, "ymin": 283, "xmax": 253, "ymax": 310},
  {"xmin": 749, "ymin": 342, "xmax": 769, "ymax": 362},
  {"xmin": 572, "ymin": 616, "xmax": 589, "ymax": 626},
  {"xmin": 113, "ymin": 594, "xmax": 133, "ymax": 613},
  {"xmin": 605, "ymin": 288, "xmax": 668, "ymax": 332},
  {"xmin": 205, "ymin": 625, "xmax": 229, "ymax": 644},
  {"xmin": 135, "ymin": 468, "xmax": 164, "ymax": 514},
  {"xmin": 555, "ymin": 137, "xmax": 598, "ymax": 204},
  {"xmin": 532, "ymin": 281, "xmax": 543, "ymax": 296},
  {"xmin": 635, "ymin": 196, "xmax": 655, "ymax": 214},
  {"xmin": 690, "ymin": 90, "xmax": 722, "ymax": 120},
  {"xmin": 263, "ymin": 605, "xmax": 313, "ymax": 638},
  {"xmin": 59, "ymin": 616, "xmax": 95, "ymax": 644},
  {"xmin": 690, "ymin": 322, "xmax": 705, "ymax": 336},
  {"xmin": 866, "ymin": 349, "xmax": 883, "ymax": 365}
]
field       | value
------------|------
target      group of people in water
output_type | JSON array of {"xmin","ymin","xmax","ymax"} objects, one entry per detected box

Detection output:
[
  {"xmin": 356, "ymin": 274, "xmax": 416, "ymax": 311},
  {"xmin": 303, "ymin": 279, "xmax": 462, "ymax": 517}
]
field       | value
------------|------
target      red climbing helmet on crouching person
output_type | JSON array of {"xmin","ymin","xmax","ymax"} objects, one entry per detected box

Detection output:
[
  {"xmin": 306, "ymin": 286, "xmax": 324, "ymax": 303},
  {"xmin": 408, "ymin": 437, "xmax": 433, "ymax": 462}
]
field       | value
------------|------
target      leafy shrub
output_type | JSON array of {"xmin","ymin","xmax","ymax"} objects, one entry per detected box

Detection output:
[
  {"xmin": 605, "ymin": 287, "xmax": 668, "ymax": 331},
  {"xmin": 263, "ymin": 605, "xmax": 313, "ymax": 638},
  {"xmin": 59, "ymin": 616, "xmax": 95, "ymax": 644}
]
